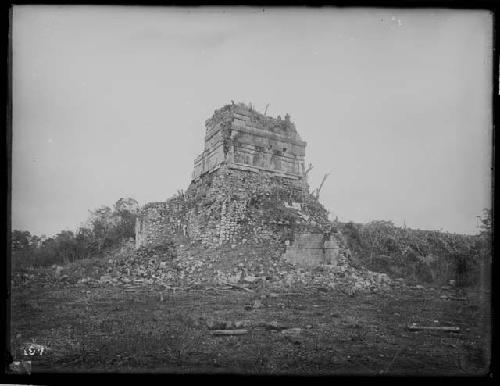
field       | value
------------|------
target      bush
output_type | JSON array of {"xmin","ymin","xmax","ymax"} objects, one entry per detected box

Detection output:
[{"xmin": 340, "ymin": 219, "xmax": 484, "ymax": 287}]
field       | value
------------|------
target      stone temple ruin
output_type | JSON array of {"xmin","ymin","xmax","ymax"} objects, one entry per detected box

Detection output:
[
  {"xmin": 134, "ymin": 103, "xmax": 392, "ymax": 290},
  {"xmin": 135, "ymin": 103, "xmax": 345, "ymax": 266},
  {"xmin": 192, "ymin": 104, "xmax": 307, "ymax": 181}
]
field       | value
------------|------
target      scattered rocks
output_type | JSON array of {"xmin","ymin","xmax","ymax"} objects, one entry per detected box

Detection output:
[
  {"xmin": 281, "ymin": 328, "xmax": 303, "ymax": 344},
  {"xmin": 9, "ymin": 360, "xmax": 31, "ymax": 374},
  {"xmin": 257, "ymin": 320, "xmax": 288, "ymax": 331},
  {"xmin": 281, "ymin": 327, "xmax": 302, "ymax": 336},
  {"xmin": 99, "ymin": 275, "xmax": 113, "ymax": 284},
  {"xmin": 12, "ymin": 219, "xmax": 395, "ymax": 296},
  {"xmin": 54, "ymin": 266, "xmax": 64, "ymax": 278},
  {"xmin": 234, "ymin": 320, "xmax": 252, "ymax": 328},
  {"xmin": 252, "ymin": 299, "xmax": 263, "ymax": 309},
  {"xmin": 243, "ymin": 275, "xmax": 258, "ymax": 283},
  {"xmin": 206, "ymin": 319, "xmax": 251, "ymax": 330},
  {"xmin": 206, "ymin": 320, "xmax": 229, "ymax": 330}
]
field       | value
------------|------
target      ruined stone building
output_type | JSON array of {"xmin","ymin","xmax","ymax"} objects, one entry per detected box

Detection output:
[
  {"xmin": 135, "ymin": 103, "xmax": 345, "ymax": 267},
  {"xmin": 192, "ymin": 104, "xmax": 307, "ymax": 182}
]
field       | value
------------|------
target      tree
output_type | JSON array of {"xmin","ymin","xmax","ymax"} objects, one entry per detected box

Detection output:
[
  {"xmin": 88, "ymin": 206, "xmax": 118, "ymax": 252},
  {"xmin": 12, "ymin": 197, "xmax": 141, "ymax": 270},
  {"xmin": 476, "ymin": 208, "xmax": 492, "ymax": 299},
  {"xmin": 313, "ymin": 172, "xmax": 330, "ymax": 199},
  {"xmin": 304, "ymin": 163, "xmax": 313, "ymax": 177},
  {"xmin": 29, "ymin": 235, "xmax": 41, "ymax": 249},
  {"xmin": 114, "ymin": 197, "xmax": 139, "ymax": 215},
  {"xmin": 54, "ymin": 230, "xmax": 77, "ymax": 263},
  {"xmin": 84, "ymin": 198, "xmax": 139, "ymax": 253},
  {"xmin": 113, "ymin": 197, "xmax": 139, "ymax": 241},
  {"xmin": 11, "ymin": 230, "xmax": 32, "ymax": 251},
  {"xmin": 476, "ymin": 208, "xmax": 492, "ymax": 265},
  {"xmin": 478, "ymin": 208, "xmax": 492, "ymax": 241},
  {"xmin": 75, "ymin": 226, "xmax": 96, "ymax": 259},
  {"xmin": 477, "ymin": 208, "xmax": 492, "ymax": 275}
]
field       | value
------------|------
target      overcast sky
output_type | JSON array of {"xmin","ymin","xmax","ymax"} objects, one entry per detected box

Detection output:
[{"xmin": 12, "ymin": 6, "xmax": 492, "ymax": 237}]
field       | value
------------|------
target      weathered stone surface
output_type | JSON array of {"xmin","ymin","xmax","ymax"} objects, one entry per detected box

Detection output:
[
  {"xmin": 136, "ymin": 160, "xmax": 318, "ymax": 249},
  {"xmin": 283, "ymin": 233, "xmax": 324, "ymax": 267},
  {"xmin": 192, "ymin": 103, "xmax": 306, "ymax": 181},
  {"xmin": 323, "ymin": 237, "xmax": 340, "ymax": 266}
]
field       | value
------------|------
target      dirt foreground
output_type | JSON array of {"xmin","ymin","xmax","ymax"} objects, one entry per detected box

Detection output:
[{"xmin": 10, "ymin": 280, "xmax": 491, "ymax": 376}]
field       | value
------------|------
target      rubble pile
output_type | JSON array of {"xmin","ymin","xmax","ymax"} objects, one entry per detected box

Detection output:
[
  {"xmin": 12, "ymin": 235, "xmax": 394, "ymax": 293},
  {"xmin": 14, "ymin": 239, "xmax": 393, "ymax": 294}
]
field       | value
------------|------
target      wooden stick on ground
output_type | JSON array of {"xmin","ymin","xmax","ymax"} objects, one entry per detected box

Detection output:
[
  {"xmin": 210, "ymin": 329, "xmax": 248, "ymax": 336},
  {"xmin": 407, "ymin": 325, "xmax": 460, "ymax": 332}
]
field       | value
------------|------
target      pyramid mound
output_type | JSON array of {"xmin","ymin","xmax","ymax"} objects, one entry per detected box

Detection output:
[
  {"xmin": 135, "ymin": 102, "xmax": 337, "ymax": 252},
  {"xmin": 133, "ymin": 103, "xmax": 392, "ymax": 292}
]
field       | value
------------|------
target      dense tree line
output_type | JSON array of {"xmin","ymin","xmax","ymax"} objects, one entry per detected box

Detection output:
[
  {"xmin": 340, "ymin": 209, "xmax": 492, "ymax": 287},
  {"xmin": 11, "ymin": 198, "xmax": 139, "ymax": 269}
]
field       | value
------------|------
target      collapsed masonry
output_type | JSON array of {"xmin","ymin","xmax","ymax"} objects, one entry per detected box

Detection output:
[
  {"xmin": 134, "ymin": 103, "xmax": 391, "ymax": 291},
  {"xmin": 136, "ymin": 103, "xmax": 344, "ymax": 262}
]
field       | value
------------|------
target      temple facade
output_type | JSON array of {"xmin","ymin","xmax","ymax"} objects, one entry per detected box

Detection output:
[{"xmin": 192, "ymin": 104, "xmax": 307, "ymax": 181}]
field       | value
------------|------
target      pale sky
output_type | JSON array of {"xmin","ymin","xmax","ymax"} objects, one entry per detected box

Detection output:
[{"xmin": 12, "ymin": 6, "xmax": 492, "ymax": 237}]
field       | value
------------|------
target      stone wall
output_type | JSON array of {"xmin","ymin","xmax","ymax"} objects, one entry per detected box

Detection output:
[
  {"xmin": 283, "ymin": 233, "xmax": 343, "ymax": 267},
  {"xmin": 185, "ymin": 165, "xmax": 311, "ymax": 247},
  {"xmin": 283, "ymin": 233, "xmax": 325, "ymax": 267},
  {"xmin": 135, "ymin": 163, "xmax": 332, "ymax": 249},
  {"xmin": 135, "ymin": 202, "xmax": 169, "ymax": 249},
  {"xmin": 135, "ymin": 195, "xmax": 189, "ymax": 249}
]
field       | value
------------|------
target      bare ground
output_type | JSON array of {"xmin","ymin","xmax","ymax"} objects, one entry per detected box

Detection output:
[{"xmin": 10, "ymin": 282, "xmax": 491, "ymax": 375}]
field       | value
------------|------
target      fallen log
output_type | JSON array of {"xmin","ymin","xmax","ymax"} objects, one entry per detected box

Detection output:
[
  {"xmin": 210, "ymin": 329, "xmax": 248, "ymax": 336},
  {"xmin": 407, "ymin": 325, "xmax": 460, "ymax": 332}
]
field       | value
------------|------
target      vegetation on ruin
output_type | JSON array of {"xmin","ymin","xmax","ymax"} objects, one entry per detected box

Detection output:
[{"xmin": 205, "ymin": 101, "xmax": 298, "ymax": 137}]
